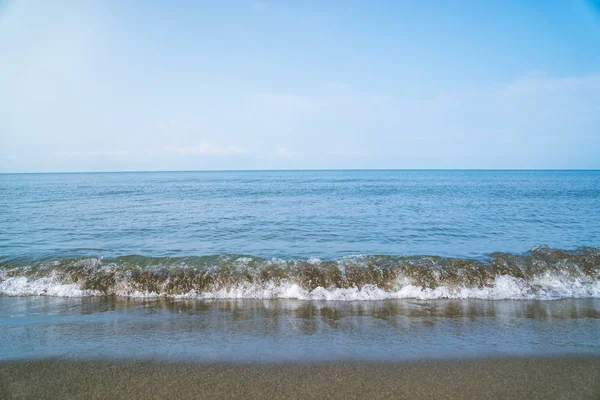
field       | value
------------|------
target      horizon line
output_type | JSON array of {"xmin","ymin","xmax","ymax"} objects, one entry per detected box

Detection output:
[{"xmin": 1, "ymin": 168, "xmax": 599, "ymax": 175}]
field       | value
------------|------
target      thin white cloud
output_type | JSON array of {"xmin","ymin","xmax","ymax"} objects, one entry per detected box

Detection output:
[
  {"xmin": 501, "ymin": 74, "xmax": 600, "ymax": 95},
  {"xmin": 158, "ymin": 120, "xmax": 176, "ymax": 129},
  {"xmin": 164, "ymin": 141, "xmax": 249, "ymax": 156},
  {"xmin": 275, "ymin": 147, "xmax": 298, "ymax": 158},
  {"xmin": 331, "ymin": 150, "xmax": 365, "ymax": 157},
  {"xmin": 250, "ymin": 93, "xmax": 323, "ymax": 115},
  {"xmin": 54, "ymin": 150, "xmax": 130, "ymax": 157}
]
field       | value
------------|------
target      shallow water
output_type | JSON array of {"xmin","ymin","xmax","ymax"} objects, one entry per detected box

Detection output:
[{"xmin": 1, "ymin": 297, "xmax": 598, "ymax": 362}]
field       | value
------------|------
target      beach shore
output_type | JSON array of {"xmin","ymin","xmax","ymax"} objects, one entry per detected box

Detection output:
[{"xmin": 1, "ymin": 356, "xmax": 599, "ymax": 399}]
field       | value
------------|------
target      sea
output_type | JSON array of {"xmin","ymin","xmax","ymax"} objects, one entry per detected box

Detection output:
[{"xmin": 1, "ymin": 170, "xmax": 599, "ymax": 361}]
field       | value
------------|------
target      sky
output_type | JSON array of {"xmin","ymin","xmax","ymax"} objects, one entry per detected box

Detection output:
[{"xmin": 1, "ymin": 0, "xmax": 599, "ymax": 172}]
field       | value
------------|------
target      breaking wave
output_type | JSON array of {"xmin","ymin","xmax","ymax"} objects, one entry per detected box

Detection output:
[{"xmin": 1, "ymin": 246, "xmax": 599, "ymax": 300}]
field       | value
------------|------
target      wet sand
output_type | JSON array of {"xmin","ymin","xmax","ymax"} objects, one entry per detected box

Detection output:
[{"xmin": 1, "ymin": 357, "xmax": 599, "ymax": 399}]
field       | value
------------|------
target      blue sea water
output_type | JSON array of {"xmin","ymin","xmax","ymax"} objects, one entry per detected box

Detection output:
[
  {"xmin": 1, "ymin": 170, "xmax": 599, "ymax": 362},
  {"xmin": 1, "ymin": 170, "xmax": 599, "ymax": 261}
]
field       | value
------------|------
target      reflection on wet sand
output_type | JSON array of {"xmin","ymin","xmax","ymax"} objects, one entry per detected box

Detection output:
[
  {"xmin": 1, "ymin": 296, "xmax": 598, "ymax": 362},
  {"xmin": 3, "ymin": 295, "xmax": 599, "ymax": 322},
  {"xmin": 160, "ymin": 297, "xmax": 600, "ymax": 321}
]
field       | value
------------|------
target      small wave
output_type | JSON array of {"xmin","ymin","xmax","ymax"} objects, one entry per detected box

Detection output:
[{"xmin": 1, "ymin": 246, "xmax": 599, "ymax": 300}]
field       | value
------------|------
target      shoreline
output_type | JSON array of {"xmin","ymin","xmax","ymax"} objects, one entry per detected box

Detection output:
[{"xmin": 2, "ymin": 356, "xmax": 599, "ymax": 399}]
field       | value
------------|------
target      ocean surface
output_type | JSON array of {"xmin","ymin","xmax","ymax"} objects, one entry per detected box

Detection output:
[
  {"xmin": 1, "ymin": 170, "xmax": 599, "ymax": 361},
  {"xmin": 1, "ymin": 170, "xmax": 599, "ymax": 300},
  {"xmin": 2, "ymin": 170, "xmax": 600, "ymax": 260}
]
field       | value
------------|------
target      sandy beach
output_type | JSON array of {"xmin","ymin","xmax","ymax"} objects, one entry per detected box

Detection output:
[{"xmin": 1, "ymin": 356, "xmax": 599, "ymax": 399}]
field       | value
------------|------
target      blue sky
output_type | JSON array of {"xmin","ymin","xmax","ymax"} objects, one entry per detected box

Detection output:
[{"xmin": 1, "ymin": 0, "xmax": 599, "ymax": 172}]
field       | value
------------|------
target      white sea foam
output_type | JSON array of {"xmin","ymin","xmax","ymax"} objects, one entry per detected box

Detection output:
[
  {"xmin": 2, "ymin": 273, "xmax": 598, "ymax": 300},
  {"xmin": 0, "ymin": 276, "xmax": 99, "ymax": 297}
]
